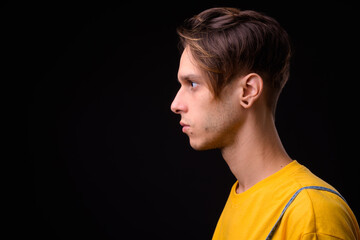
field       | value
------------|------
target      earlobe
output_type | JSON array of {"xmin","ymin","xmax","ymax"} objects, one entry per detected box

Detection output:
[{"xmin": 239, "ymin": 73, "xmax": 263, "ymax": 108}]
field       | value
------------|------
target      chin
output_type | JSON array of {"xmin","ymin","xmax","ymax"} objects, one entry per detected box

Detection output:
[{"xmin": 189, "ymin": 138, "xmax": 220, "ymax": 151}]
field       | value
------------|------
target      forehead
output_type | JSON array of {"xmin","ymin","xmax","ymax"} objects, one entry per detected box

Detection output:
[{"xmin": 177, "ymin": 47, "xmax": 204, "ymax": 81}]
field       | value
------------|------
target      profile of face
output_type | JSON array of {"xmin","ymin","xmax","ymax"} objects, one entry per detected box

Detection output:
[{"xmin": 171, "ymin": 47, "xmax": 244, "ymax": 150}]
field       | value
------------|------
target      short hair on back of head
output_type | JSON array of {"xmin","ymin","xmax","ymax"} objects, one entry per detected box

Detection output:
[{"xmin": 177, "ymin": 7, "xmax": 292, "ymax": 113}]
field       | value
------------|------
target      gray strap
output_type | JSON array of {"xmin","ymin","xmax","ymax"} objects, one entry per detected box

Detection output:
[{"xmin": 265, "ymin": 186, "xmax": 347, "ymax": 240}]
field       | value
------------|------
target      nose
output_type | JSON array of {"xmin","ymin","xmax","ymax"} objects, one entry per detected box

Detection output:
[{"xmin": 170, "ymin": 89, "xmax": 188, "ymax": 114}]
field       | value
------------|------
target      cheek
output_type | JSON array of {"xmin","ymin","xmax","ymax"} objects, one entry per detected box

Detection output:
[
  {"xmin": 203, "ymin": 100, "xmax": 242, "ymax": 142},
  {"xmin": 187, "ymin": 99, "xmax": 241, "ymax": 150},
  {"xmin": 191, "ymin": 90, "xmax": 240, "ymax": 135},
  {"xmin": 203, "ymin": 113, "xmax": 222, "ymax": 132}
]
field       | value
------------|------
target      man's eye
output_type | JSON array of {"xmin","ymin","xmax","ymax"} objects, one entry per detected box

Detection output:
[{"xmin": 190, "ymin": 82, "xmax": 198, "ymax": 88}]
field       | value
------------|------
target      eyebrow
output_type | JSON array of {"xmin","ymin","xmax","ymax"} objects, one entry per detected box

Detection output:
[{"xmin": 178, "ymin": 74, "xmax": 202, "ymax": 83}]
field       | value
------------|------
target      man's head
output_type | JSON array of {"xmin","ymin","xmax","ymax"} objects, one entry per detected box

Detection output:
[
  {"xmin": 171, "ymin": 7, "xmax": 291, "ymax": 150},
  {"xmin": 177, "ymin": 7, "xmax": 291, "ymax": 112}
]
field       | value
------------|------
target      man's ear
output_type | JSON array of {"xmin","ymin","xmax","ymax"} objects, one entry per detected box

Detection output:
[{"xmin": 239, "ymin": 73, "xmax": 263, "ymax": 108}]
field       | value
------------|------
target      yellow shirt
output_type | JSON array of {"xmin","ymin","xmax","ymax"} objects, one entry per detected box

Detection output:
[{"xmin": 212, "ymin": 161, "xmax": 360, "ymax": 239}]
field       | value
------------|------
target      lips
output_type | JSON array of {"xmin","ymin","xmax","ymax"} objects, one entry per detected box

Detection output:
[{"xmin": 180, "ymin": 121, "xmax": 190, "ymax": 133}]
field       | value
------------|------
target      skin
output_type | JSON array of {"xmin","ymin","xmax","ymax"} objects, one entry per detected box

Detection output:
[{"xmin": 171, "ymin": 47, "xmax": 292, "ymax": 193}]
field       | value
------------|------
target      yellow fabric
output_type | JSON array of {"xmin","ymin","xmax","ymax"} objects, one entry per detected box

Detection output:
[{"xmin": 212, "ymin": 161, "xmax": 360, "ymax": 240}]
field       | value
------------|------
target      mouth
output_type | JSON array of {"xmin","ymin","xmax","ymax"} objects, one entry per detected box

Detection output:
[{"xmin": 180, "ymin": 121, "xmax": 190, "ymax": 133}]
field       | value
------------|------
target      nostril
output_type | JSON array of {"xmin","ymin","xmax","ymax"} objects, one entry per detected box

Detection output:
[
  {"xmin": 170, "ymin": 101, "xmax": 178, "ymax": 114},
  {"xmin": 171, "ymin": 102, "xmax": 182, "ymax": 114}
]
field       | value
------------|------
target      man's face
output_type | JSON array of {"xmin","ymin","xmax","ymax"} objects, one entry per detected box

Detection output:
[{"xmin": 171, "ymin": 47, "xmax": 243, "ymax": 150}]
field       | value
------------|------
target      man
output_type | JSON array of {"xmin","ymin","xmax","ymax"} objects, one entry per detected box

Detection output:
[{"xmin": 170, "ymin": 7, "xmax": 360, "ymax": 239}]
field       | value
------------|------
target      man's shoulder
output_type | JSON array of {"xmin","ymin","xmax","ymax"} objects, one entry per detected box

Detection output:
[
  {"xmin": 294, "ymin": 186, "xmax": 349, "ymax": 216},
  {"xmin": 272, "ymin": 162, "xmax": 360, "ymax": 239},
  {"xmin": 288, "ymin": 162, "xmax": 335, "ymax": 189},
  {"xmin": 282, "ymin": 184, "xmax": 360, "ymax": 239}
]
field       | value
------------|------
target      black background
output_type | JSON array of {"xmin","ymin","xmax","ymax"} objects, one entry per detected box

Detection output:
[{"xmin": 13, "ymin": 0, "xmax": 360, "ymax": 239}]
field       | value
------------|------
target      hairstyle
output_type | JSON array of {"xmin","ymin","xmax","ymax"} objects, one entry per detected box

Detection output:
[{"xmin": 177, "ymin": 7, "xmax": 292, "ymax": 113}]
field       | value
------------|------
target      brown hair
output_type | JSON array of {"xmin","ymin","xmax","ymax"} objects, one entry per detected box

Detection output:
[{"xmin": 177, "ymin": 7, "xmax": 292, "ymax": 112}]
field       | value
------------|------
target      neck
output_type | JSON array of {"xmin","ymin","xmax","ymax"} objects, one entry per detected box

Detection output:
[{"xmin": 221, "ymin": 110, "xmax": 292, "ymax": 194}]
